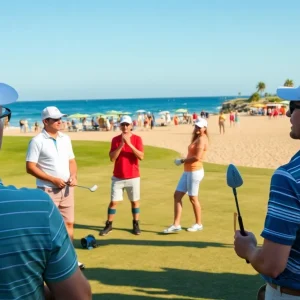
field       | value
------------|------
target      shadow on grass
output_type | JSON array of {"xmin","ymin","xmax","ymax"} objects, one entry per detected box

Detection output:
[
  {"xmin": 92, "ymin": 294, "xmax": 193, "ymax": 300},
  {"xmin": 75, "ymin": 223, "xmax": 161, "ymax": 234},
  {"xmin": 73, "ymin": 238, "xmax": 231, "ymax": 250},
  {"xmin": 87, "ymin": 268, "xmax": 263, "ymax": 299}
]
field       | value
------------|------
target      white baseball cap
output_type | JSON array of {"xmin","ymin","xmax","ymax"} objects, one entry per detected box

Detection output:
[
  {"xmin": 277, "ymin": 86, "xmax": 300, "ymax": 101},
  {"xmin": 41, "ymin": 106, "xmax": 67, "ymax": 120},
  {"xmin": 120, "ymin": 115, "xmax": 132, "ymax": 124},
  {"xmin": 0, "ymin": 83, "xmax": 18, "ymax": 105},
  {"xmin": 195, "ymin": 118, "xmax": 208, "ymax": 128}
]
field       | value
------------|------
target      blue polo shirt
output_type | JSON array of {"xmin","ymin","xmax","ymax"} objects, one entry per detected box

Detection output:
[
  {"xmin": 0, "ymin": 183, "xmax": 78, "ymax": 299},
  {"xmin": 261, "ymin": 151, "xmax": 300, "ymax": 289}
]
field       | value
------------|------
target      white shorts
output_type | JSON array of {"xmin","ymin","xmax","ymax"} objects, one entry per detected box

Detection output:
[
  {"xmin": 176, "ymin": 169, "xmax": 204, "ymax": 196},
  {"xmin": 111, "ymin": 176, "xmax": 140, "ymax": 202}
]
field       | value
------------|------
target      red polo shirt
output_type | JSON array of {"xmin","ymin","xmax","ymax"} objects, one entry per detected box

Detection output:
[{"xmin": 110, "ymin": 134, "xmax": 143, "ymax": 179}]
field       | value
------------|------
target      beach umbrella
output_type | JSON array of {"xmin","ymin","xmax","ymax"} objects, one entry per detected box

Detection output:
[
  {"xmin": 106, "ymin": 110, "xmax": 122, "ymax": 115},
  {"xmin": 280, "ymin": 100, "xmax": 289, "ymax": 106},
  {"xmin": 158, "ymin": 111, "xmax": 170, "ymax": 115},
  {"xmin": 136, "ymin": 109, "xmax": 146, "ymax": 113},
  {"xmin": 91, "ymin": 112, "xmax": 105, "ymax": 117},
  {"xmin": 175, "ymin": 108, "xmax": 188, "ymax": 113},
  {"xmin": 122, "ymin": 111, "xmax": 132, "ymax": 115},
  {"xmin": 68, "ymin": 113, "xmax": 90, "ymax": 119}
]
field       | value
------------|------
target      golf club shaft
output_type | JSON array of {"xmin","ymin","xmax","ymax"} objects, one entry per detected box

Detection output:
[
  {"xmin": 233, "ymin": 188, "xmax": 249, "ymax": 264},
  {"xmin": 75, "ymin": 185, "xmax": 90, "ymax": 190}
]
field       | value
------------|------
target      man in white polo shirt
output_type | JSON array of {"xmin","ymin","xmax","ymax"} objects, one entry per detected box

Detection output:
[{"xmin": 26, "ymin": 106, "xmax": 84, "ymax": 270}]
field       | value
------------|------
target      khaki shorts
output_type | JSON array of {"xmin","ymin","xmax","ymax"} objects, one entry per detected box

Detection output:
[
  {"xmin": 111, "ymin": 176, "xmax": 140, "ymax": 202},
  {"xmin": 38, "ymin": 186, "xmax": 74, "ymax": 223}
]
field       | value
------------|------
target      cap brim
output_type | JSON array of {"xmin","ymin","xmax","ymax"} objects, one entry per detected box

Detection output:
[
  {"xmin": 277, "ymin": 86, "xmax": 300, "ymax": 101},
  {"xmin": 42, "ymin": 113, "xmax": 67, "ymax": 120},
  {"xmin": 0, "ymin": 83, "xmax": 18, "ymax": 105}
]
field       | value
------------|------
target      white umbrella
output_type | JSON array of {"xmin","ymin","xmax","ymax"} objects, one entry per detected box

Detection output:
[
  {"xmin": 175, "ymin": 108, "xmax": 188, "ymax": 113},
  {"xmin": 158, "ymin": 111, "xmax": 170, "ymax": 115},
  {"xmin": 136, "ymin": 109, "xmax": 146, "ymax": 113}
]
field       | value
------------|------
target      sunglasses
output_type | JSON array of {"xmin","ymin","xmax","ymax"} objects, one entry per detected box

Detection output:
[
  {"xmin": 120, "ymin": 123, "xmax": 130, "ymax": 127},
  {"xmin": 46, "ymin": 118, "xmax": 61, "ymax": 122},
  {"xmin": 289, "ymin": 102, "xmax": 300, "ymax": 114},
  {"xmin": 0, "ymin": 107, "xmax": 12, "ymax": 122}
]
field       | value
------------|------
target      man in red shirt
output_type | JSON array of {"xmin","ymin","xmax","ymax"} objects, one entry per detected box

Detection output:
[{"xmin": 100, "ymin": 115, "xmax": 144, "ymax": 236}]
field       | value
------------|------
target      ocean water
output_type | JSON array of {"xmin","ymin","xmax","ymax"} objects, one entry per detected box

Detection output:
[{"xmin": 7, "ymin": 96, "xmax": 234, "ymax": 127}]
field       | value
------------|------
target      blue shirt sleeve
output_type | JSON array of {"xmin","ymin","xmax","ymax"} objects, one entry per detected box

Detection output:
[
  {"xmin": 44, "ymin": 200, "xmax": 78, "ymax": 282},
  {"xmin": 261, "ymin": 167, "xmax": 300, "ymax": 245}
]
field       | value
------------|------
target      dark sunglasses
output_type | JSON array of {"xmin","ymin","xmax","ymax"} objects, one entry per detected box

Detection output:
[
  {"xmin": 0, "ymin": 107, "xmax": 12, "ymax": 122},
  {"xmin": 120, "ymin": 123, "xmax": 130, "ymax": 127},
  {"xmin": 46, "ymin": 118, "xmax": 61, "ymax": 122},
  {"xmin": 289, "ymin": 102, "xmax": 300, "ymax": 114}
]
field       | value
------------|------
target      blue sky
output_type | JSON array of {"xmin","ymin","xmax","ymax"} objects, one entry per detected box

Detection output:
[{"xmin": 1, "ymin": 0, "xmax": 299, "ymax": 100}]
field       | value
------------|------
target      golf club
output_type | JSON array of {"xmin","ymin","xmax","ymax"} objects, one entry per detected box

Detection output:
[
  {"xmin": 75, "ymin": 184, "xmax": 98, "ymax": 192},
  {"xmin": 226, "ymin": 164, "xmax": 249, "ymax": 263}
]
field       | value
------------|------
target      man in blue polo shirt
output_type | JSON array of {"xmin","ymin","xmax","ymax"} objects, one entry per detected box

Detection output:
[
  {"xmin": 234, "ymin": 86, "xmax": 300, "ymax": 299},
  {"xmin": 0, "ymin": 83, "xmax": 91, "ymax": 299}
]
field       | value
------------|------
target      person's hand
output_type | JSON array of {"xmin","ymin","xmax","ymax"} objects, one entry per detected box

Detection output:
[
  {"xmin": 122, "ymin": 134, "xmax": 131, "ymax": 146},
  {"xmin": 119, "ymin": 138, "xmax": 125, "ymax": 148},
  {"xmin": 51, "ymin": 177, "xmax": 67, "ymax": 189},
  {"xmin": 174, "ymin": 159, "xmax": 183, "ymax": 166},
  {"xmin": 234, "ymin": 230, "xmax": 257, "ymax": 260},
  {"xmin": 67, "ymin": 175, "xmax": 77, "ymax": 186}
]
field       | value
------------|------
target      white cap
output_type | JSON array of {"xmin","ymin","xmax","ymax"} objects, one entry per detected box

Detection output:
[
  {"xmin": 0, "ymin": 83, "xmax": 18, "ymax": 105},
  {"xmin": 41, "ymin": 106, "xmax": 67, "ymax": 120},
  {"xmin": 120, "ymin": 115, "xmax": 132, "ymax": 124},
  {"xmin": 195, "ymin": 118, "xmax": 208, "ymax": 128},
  {"xmin": 277, "ymin": 86, "xmax": 300, "ymax": 101}
]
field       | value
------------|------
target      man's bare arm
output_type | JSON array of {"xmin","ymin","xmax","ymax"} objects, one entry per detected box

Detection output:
[
  {"xmin": 46, "ymin": 268, "xmax": 92, "ymax": 300},
  {"xmin": 247, "ymin": 239, "xmax": 291, "ymax": 278}
]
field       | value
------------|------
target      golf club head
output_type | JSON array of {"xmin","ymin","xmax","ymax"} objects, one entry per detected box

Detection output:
[
  {"xmin": 226, "ymin": 164, "xmax": 243, "ymax": 188},
  {"xmin": 90, "ymin": 185, "xmax": 98, "ymax": 192},
  {"xmin": 0, "ymin": 83, "xmax": 18, "ymax": 105}
]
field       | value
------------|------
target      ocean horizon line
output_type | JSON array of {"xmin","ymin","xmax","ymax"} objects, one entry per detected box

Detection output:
[{"xmin": 17, "ymin": 95, "xmax": 249, "ymax": 103}]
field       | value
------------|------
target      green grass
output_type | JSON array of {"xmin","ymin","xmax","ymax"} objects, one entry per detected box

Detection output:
[{"xmin": 1, "ymin": 137, "xmax": 274, "ymax": 299}]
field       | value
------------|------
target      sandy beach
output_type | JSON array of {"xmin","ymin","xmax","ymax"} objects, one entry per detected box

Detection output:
[{"xmin": 4, "ymin": 114, "xmax": 299, "ymax": 169}]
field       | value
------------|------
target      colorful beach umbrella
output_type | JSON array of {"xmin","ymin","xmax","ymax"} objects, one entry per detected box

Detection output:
[
  {"xmin": 68, "ymin": 113, "xmax": 90, "ymax": 119},
  {"xmin": 91, "ymin": 112, "xmax": 105, "ymax": 117}
]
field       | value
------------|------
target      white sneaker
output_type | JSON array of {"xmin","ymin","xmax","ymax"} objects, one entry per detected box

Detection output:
[
  {"xmin": 163, "ymin": 225, "xmax": 182, "ymax": 233},
  {"xmin": 187, "ymin": 224, "xmax": 203, "ymax": 232}
]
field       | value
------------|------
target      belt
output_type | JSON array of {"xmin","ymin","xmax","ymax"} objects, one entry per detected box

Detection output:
[
  {"xmin": 269, "ymin": 283, "xmax": 300, "ymax": 296},
  {"xmin": 38, "ymin": 187, "xmax": 63, "ymax": 191}
]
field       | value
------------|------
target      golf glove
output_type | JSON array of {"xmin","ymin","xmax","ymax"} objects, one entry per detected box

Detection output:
[{"xmin": 174, "ymin": 159, "xmax": 183, "ymax": 166}]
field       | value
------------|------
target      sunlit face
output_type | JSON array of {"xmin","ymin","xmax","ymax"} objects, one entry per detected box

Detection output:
[
  {"xmin": 120, "ymin": 122, "xmax": 132, "ymax": 133},
  {"xmin": 43, "ymin": 118, "xmax": 62, "ymax": 132},
  {"xmin": 288, "ymin": 101, "xmax": 300, "ymax": 140},
  {"xmin": 194, "ymin": 125, "xmax": 206, "ymax": 135}
]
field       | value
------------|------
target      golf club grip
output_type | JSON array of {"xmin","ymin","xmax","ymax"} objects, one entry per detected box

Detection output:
[
  {"xmin": 238, "ymin": 216, "xmax": 250, "ymax": 264},
  {"xmin": 238, "ymin": 216, "xmax": 245, "ymax": 236}
]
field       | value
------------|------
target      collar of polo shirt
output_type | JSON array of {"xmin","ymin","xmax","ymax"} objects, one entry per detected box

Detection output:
[{"xmin": 42, "ymin": 129, "xmax": 64, "ymax": 139}]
